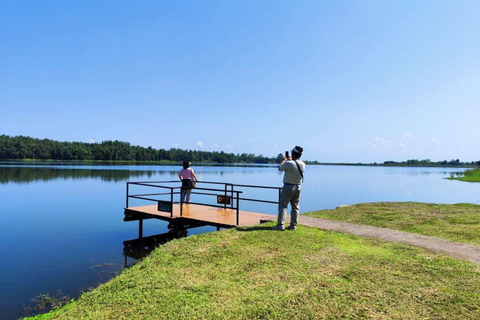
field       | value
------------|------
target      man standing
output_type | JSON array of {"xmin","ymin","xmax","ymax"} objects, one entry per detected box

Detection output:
[{"xmin": 273, "ymin": 146, "xmax": 305, "ymax": 231}]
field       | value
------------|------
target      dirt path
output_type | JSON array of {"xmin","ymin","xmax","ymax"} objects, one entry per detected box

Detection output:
[{"xmin": 298, "ymin": 215, "xmax": 480, "ymax": 265}]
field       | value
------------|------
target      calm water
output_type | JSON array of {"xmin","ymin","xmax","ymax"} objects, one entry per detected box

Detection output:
[{"xmin": 1, "ymin": 163, "xmax": 479, "ymax": 319}]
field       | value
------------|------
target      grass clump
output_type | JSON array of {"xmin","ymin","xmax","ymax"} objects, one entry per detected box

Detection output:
[
  {"xmin": 305, "ymin": 202, "xmax": 480, "ymax": 245},
  {"xmin": 448, "ymin": 168, "xmax": 480, "ymax": 182},
  {"xmin": 27, "ymin": 223, "xmax": 480, "ymax": 319}
]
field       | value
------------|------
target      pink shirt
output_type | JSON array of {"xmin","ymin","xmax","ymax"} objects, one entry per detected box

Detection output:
[{"xmin": 179, "ymin": 168, "xmax": 194, "ymax": 179}]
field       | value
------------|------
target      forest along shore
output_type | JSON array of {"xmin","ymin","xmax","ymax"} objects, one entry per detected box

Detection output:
[{"xmin": 2, "ymin": 135, "xmax": 479, "ymax": 167}]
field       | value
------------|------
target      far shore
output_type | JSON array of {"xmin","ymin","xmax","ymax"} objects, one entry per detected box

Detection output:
[
  {"xmin": 1, "ymin": 159, "xmax": 478, "ymax": 169},
  {"xmin": 448, "ymin": 168, "xmax": 480, "ymax": 182}
]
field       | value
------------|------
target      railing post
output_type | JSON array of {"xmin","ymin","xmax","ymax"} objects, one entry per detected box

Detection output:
[
  {"xmin": 236, "ymin": 191, "xmax": 240, "ymax": 225},
  {"xmin": 180, "ymin": 186, "xmax": 183, "ymax": 217},
  {"xmin": 170, "ymin": 188, "xmax": 174, "ymax": 218},
  {"xmin": 224, "ymin": 184, "xmax": 227, "ymax": 209},
  {"xmin": 126, "ymin": 182, "xmax": 130, "ymax": 208},
  {"xmin": 230, "ymin": 184, "xmax": 234, "ymax": 209}
]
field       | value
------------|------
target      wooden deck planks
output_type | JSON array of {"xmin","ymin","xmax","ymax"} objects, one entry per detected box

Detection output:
[{"xmin": 125, "ymin": 204, "xmax": 275, "ymax": 227}]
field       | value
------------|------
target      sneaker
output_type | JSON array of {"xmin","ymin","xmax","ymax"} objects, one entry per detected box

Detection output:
[
  {"xmin": 272, "ymin": 225, "xmax": 285, "ymax": 231},
  {"xmin": 286, "ymin": 225, "xmax": 297, "ymax": 231}
]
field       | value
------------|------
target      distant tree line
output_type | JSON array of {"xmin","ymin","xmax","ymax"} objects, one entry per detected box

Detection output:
[
  {"xmin": 3, "ymin": 135, "xmax": 477, "ymax": 167},
  {"xmin": 0, "ymin": 135, "xmax": 278, "ymax": 163},
  {"xmin": 383, "ymin": 159, "xmax": 480, "ymax": 167}
]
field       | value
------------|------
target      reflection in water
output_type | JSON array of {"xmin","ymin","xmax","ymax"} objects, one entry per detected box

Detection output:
[
  {"xmin": 0, "ymin": 167, "xmax": 163, "ymax": 184},
  {"xmin": 0, "ymin": 161, "xmax": 277, "ymax": 168},
  {"xmin": 0, "ymin": 164, "xmax": 280, "ymax": 185},
  {"xmin": 2, "ymin": 163, "xmax": 476, "ymax": 320},
  {"xmin": 123, "ymin": 229, "xmax": 188, "ymax": 268}
]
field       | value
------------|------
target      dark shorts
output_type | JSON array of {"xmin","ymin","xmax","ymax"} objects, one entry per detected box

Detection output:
[{"xmin": 182, "ymin": 179, "xmax": 194, "ymax": 189}]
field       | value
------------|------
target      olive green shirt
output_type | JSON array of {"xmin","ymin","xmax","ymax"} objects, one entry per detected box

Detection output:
[{"xmin": 278, "ymin": 160, "xmax": 305, "ymax": 184}]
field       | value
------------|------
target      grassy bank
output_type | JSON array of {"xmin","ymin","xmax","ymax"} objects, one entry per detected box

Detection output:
[
  {"xmin": 304, "ymin": 202, "xmax": 480, "ymax": 245},
  {"xmin": 448, "ymin": 168, "xmax": 480, "ymax": 182},
  {"xmin": 27, "ymin": 221, "xmax": 480, "ymax": 319}
]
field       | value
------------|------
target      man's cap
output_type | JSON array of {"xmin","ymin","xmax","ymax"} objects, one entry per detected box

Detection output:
[{"xmin": 292, "ymin": 146, "xmax": 303, "ymax": 155}]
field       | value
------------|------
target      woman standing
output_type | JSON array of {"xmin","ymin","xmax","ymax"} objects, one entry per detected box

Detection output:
[{"xmin": 179, "ymin": 160, "xmax": 198, "ymax": 203}]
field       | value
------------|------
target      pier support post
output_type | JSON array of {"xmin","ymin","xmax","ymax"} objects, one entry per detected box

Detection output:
[{"xmin": 139, "ymin": 218, "xmax": 143, "ymax": 240}]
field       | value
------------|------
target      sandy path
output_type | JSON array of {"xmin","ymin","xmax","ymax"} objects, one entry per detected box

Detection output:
[{"xmin": 297, "ymin": 215, "xmax": 480, "ymax": 265}]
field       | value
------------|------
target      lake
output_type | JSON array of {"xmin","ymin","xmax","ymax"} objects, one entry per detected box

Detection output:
[{"xmin": 1, "ymin": 163, "xmax": 479, "ymax": 319}]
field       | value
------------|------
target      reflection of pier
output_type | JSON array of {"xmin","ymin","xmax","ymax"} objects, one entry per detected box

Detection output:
[{"xmin": 124, "ymin": 181, "xmax": 279, "ymax": 239}]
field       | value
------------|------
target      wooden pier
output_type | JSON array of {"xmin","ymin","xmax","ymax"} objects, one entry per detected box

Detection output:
[
  {"xmin": 124, "ymin": 180, "xmax": 281, "ymax": 238},
  {"xmin": 125, "ymin": 203, "xmax": 275, "ymax": 228}
]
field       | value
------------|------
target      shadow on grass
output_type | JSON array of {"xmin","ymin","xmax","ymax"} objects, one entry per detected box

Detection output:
[{"xmin": 236, "ymin": 223, "xmax": 274, "ymax": 232}]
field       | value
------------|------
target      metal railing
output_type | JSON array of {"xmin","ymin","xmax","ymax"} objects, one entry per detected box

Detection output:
[{"xmin": 126, "ymin": 180, "xmax": 282, "ymax": 225}]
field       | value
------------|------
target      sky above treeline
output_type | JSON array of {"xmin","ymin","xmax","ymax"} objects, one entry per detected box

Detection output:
[{"xmin": 0, "ymin": 1, "xmax": 479, "ymax": 163}]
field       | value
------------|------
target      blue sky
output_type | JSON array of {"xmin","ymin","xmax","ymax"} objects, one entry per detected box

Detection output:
[{"xmin": 1, "ymin": 0, "xmax": 479, "ymax": 162}]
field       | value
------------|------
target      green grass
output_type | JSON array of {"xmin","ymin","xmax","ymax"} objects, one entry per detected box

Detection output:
[
  {"xmin": 305, "ymin": 202, "xmax": 480, "ymax": 245},
  {"xmin": 448, "ymin": 168, "xmax": 480, "ymax": 182},
  {"xmin": 26, "ymin": 223, "xmax": 480, "ymax": 319}
]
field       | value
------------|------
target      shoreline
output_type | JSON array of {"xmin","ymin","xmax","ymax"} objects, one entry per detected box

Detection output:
[
  {"xmin": 25, "ymin": 201, "xmax": 480, "ymax": 319},
  {"xmin": 1, "ymin": 159, "xmax": 477, "ymax": 169},
  {"xmin": 447, "ymin": 168, "xmax": 480, "ymax": 182}
]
